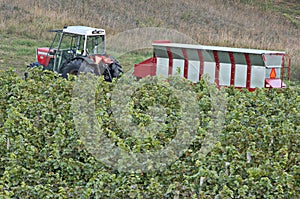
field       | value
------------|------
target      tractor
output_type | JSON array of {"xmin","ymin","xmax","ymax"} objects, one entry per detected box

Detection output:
[{"xmin": 28, "ymin": 26, "xmax": 122, "ymax": 81}]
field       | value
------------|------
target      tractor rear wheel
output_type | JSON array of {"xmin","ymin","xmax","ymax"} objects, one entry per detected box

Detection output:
[
  {"xmin": 61, "ymin": 59, "xmax": 83, "ymax": 78},
  {"xmin": 61, "ymin": 58, "xmax": 122, "ymax": 81}
]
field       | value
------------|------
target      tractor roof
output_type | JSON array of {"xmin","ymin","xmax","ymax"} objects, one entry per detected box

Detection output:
[{"xmin": 62, "ymin": 26, "xmax": 105, "ymax": 36}]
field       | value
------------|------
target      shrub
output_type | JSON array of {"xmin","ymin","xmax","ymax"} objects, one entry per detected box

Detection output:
[{"xmin": 0, "ymin": 68, "xmax": 299, "ymax": 198}]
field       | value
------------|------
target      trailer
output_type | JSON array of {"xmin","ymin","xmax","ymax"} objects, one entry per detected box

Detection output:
[{"xmin": 134, "ymin": 41, "xmax": 290, "ymax": 90}]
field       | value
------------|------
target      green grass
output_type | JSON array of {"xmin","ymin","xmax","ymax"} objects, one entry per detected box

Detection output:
[
  {"xmin": 11, "ymin": 38, "xmax": 37, "ymax": 47},
  {"xmin": 0, "ymin": 34, "xmax": 52, "ymax": 75},
  {"xmin": 109, "ymin": 49, "xmax": 153, "ymax": 73}
]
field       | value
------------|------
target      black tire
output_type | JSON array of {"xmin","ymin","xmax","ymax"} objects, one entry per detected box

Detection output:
[
  {"xmin": 61, "ymin": 59, "xmax": 83, "ymax": 78},
  {"xmin": 61, "ymin": 58, "xmax": 122, "ymax": 81},
  {"xmin": 27, "ymin": 62, "xmax": 43, "ymax": 68},
  {"xmin": 103, "ymin": 61, "xmax": 123, "ymax": 82},
  {"xmin": 111, "ymin": 62, "xmax": 123, "ymax": 78}
]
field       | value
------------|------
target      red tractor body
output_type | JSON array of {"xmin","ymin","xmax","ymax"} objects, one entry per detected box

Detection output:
[{"xmin": 36, "ymin": 47, "xmax": 54, "ymax": 67}]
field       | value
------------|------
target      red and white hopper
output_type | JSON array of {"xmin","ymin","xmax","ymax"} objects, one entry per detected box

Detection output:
[{"xmin": 134, "ymin": 41, "xmax": 290, "ymax": 90}]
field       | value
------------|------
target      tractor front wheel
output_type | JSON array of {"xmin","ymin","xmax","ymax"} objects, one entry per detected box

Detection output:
[{"xmin": 103, "ymin": 62, "xmax": 123, "ymax": 82}]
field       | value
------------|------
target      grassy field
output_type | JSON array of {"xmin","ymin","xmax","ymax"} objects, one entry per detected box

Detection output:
[{"xmin": 0, "ymin": 0, "xmax": 299, "ymax": 80}]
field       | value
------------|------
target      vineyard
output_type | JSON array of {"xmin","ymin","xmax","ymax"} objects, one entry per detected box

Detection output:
[
  {"xmin": 0, "ymin": 0, "xmax": 299, "ymax": 198},
  {"xmin": 0, "ymin": 68, "xmax": 299, "ymax": 198}
]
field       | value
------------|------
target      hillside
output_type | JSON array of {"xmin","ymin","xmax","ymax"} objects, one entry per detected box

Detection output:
[{"xmin": 0, "ymin": 0, "xmax": 299, "ymax": 80}]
